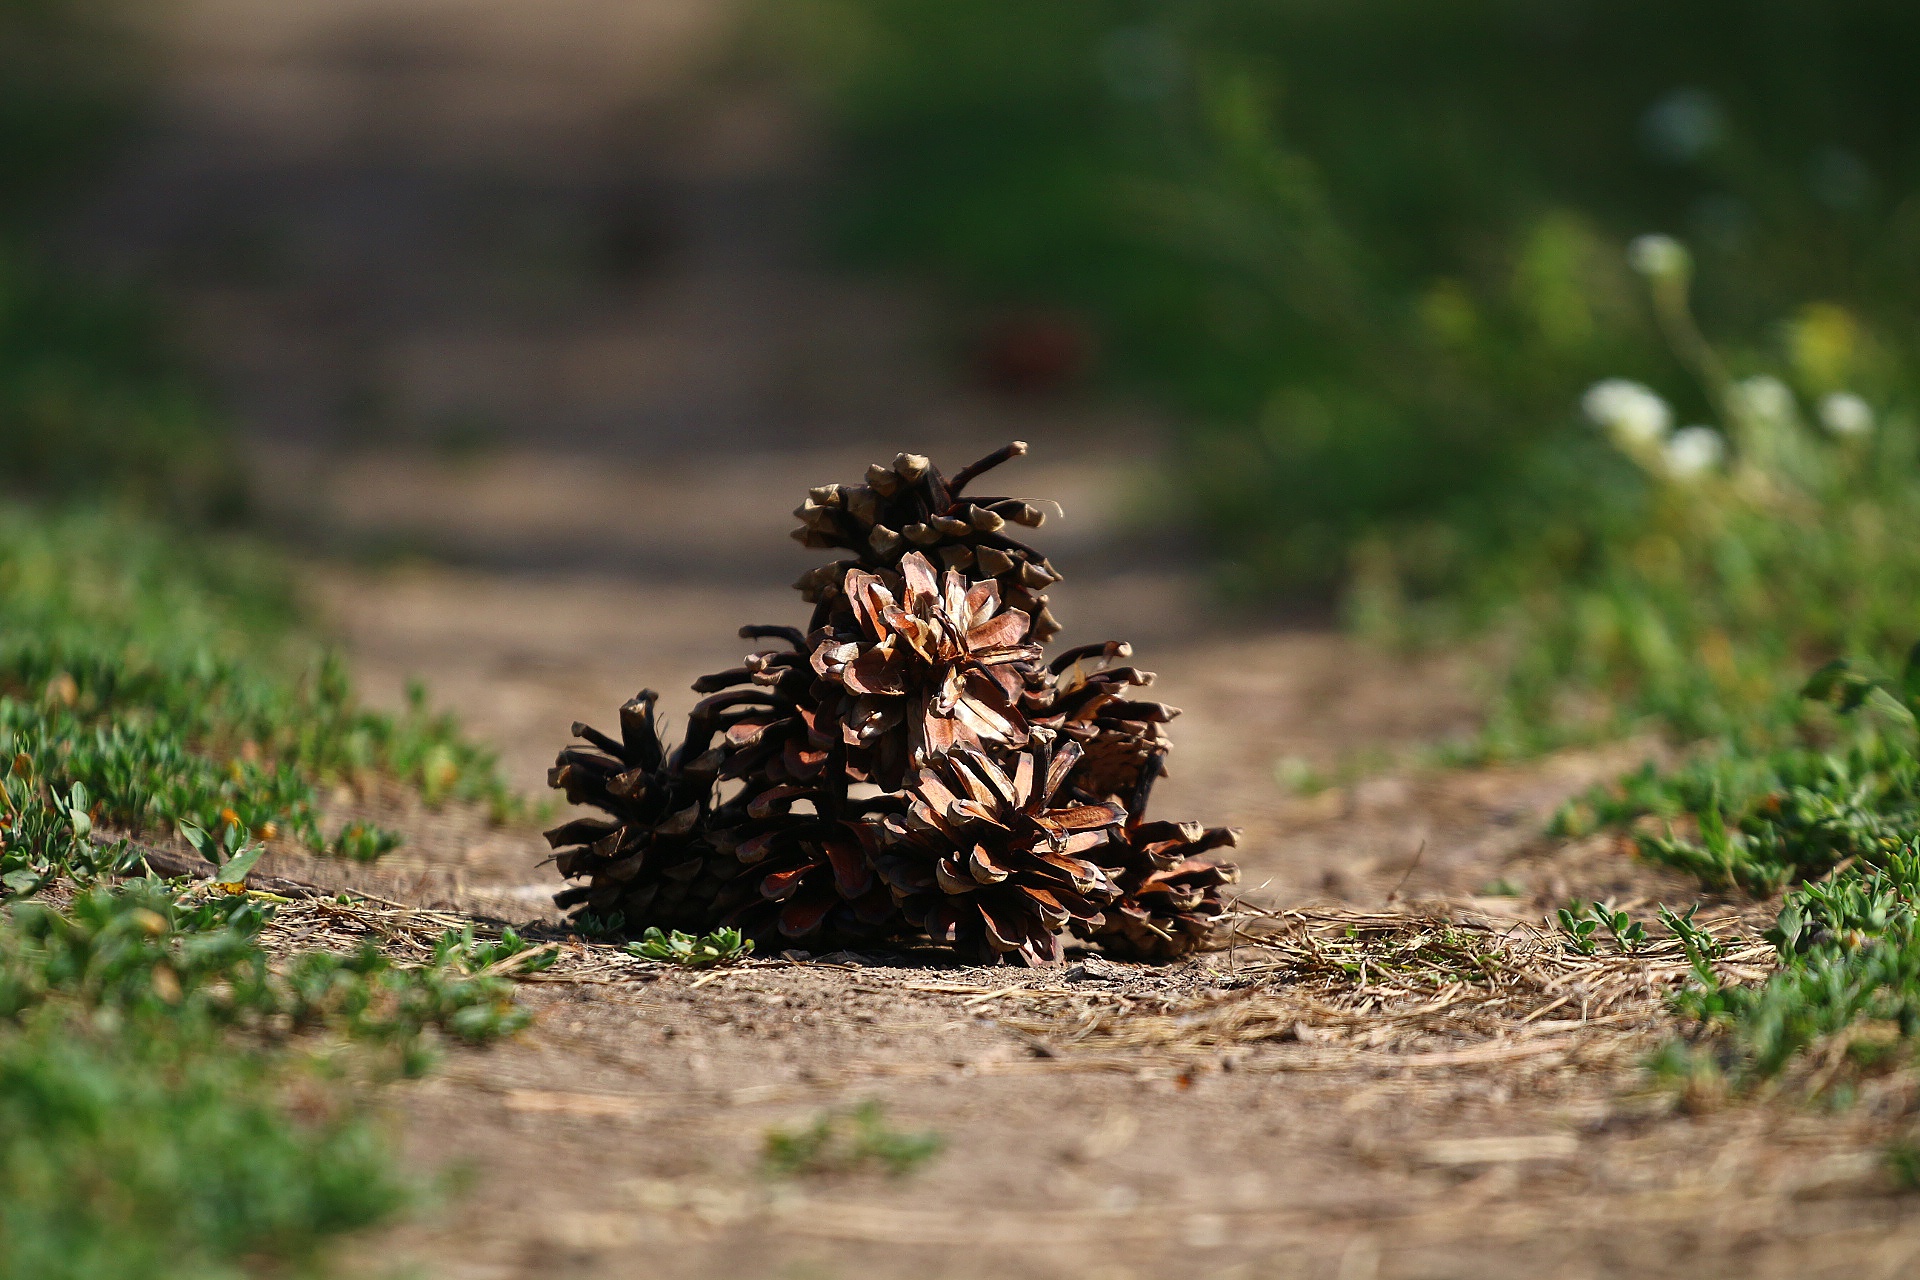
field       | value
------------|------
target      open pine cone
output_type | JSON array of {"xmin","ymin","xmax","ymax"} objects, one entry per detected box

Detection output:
[
  {"xmin": 810, "ymin": 550, "xmax": 1043, "ymax": 789},
  {"xmin": 680, "ymin": 626, "xmax": 830, "ymax": 796},
  {"xmin": 1038, "ymin": 641, "xmax": 1180, "ymax": 813},
  {"xmin": 545, "ymin": 691, "xmax": 734, "ymax": 928},
  {"xmin": 791, "ymin": 442, "xmax": 1066, "ymax": 644},
  {"xmin": 1088, "ymin": 820, "xmax": 1240, "ymax": 961},
  {"xmin": 871, "ymin": 735, "xmax": 1126, "ymax": 966},
  {"xmin": 711, "ymin": 810, "xmax": 906, "ymax": 949}
]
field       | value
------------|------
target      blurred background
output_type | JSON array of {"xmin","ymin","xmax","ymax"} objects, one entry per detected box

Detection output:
[{"xmin": 10, "ymin": 0, "xmax": 1920, "ymax": 781}]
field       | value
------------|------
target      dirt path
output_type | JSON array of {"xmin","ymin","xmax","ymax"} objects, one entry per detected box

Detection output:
[
  {"xmin": 284, "ymin": 445, "xmax": 1916, "ymax": 1280},
  {"xmin": 89, "ymin": 4, "xmax": 1920, "ymax": 1272}
]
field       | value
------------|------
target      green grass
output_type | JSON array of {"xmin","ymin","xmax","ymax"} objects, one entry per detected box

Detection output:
[
  {"xmin": 0, "ymin": 497, "xmax": 533, "ymax": 1276},
  {"xmin": 1651, "ymin": 847, "xmax": 1920, "ymax": 1098},
  {"xmin": 0, "ymin": 502, "xmax": 512, "ymax": 856},
  {"xmin": 0, "ymin": 435, "xmax": 531, "ymax": 1278},
  {"xmin": 0, "ymin": 784, "xmax": 546, "ymax": 1279},
  {"xmin": 1569, "ymin": 645, "xmax": 1920, "ymax": 1096}
]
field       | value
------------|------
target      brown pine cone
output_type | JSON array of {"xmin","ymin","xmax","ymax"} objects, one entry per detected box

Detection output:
[
  {"xmin": 1087, "ymin": 820, "xmax": 1240, "ymax": 961},
  {"xmin": 871, "ymin": 734, "xmax": 1126, "ymax": 966},
  {"xmin": 712, "ymin": 811, "xmax": 907, "ymax": 949},
  {"xmin": 810, "ymin": 550, "xmax": 1044, "ymax": 789},
  {"xmin": 790, "ymin": 442, "xmax": 1066, "ymax": 644},
  {"xmin": 683, "ymin": 626, "xmax": 833, "ymax": 794},
  {"xmin": 1037, "ymin": 641, "xmax": 1179, "ymax": 813}
]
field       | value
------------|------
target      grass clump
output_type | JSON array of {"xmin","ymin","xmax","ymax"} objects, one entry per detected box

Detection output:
[
  {"xmin": 0, "ymin": 503, "xmax": 512, "ymax": 858},
  {"xmin": 0, "ymin": 792, "xmax": 542, "ymax": 1279},
  {"xmin": 1577, "ymin": 644, "xmax": 1920, "ymax": 1095},
  {"xmin": 1653, "ymin": 847, "xmax": 1920, "ymax": 1098},
  {"xmin": 762, "ymin": 1101, "xmax": 944, "ymax": 1179},
  {"xmin": 1561, "ymin": 643, "xmax": 1920, "ymax": 894}
]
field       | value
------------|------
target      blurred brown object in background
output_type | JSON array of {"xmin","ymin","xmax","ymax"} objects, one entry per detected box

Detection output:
[{"xmin": 973, "ymin": 309, "xmax": 1095, "ymax": 396}]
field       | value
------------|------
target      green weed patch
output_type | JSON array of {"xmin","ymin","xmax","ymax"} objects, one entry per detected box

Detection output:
[
  {"xmin": 0, "ymin": 778, "xmax": 543, "ymax": 1278},
  {"xmin": 1574, "ymin": 645, "xmax": 1920, "ymax": 1096},
  {"xmin": 0, "ymin": 503, "xmax": 510, "ymax": 855}
]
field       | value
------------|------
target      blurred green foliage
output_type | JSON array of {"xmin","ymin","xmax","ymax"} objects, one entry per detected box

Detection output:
[
  {"xmin": 0, "ymin": 0, "xmax": 237, "ymax": 517},
  {"xmin": 780, "ymin": 0, "xmax": 1920, "ymax": 591},
  {"xmin": 0, "ymin": 0, "xmax": 142, "ymax": 211},
  {"xmin": 0, "ymin": 258, "xmax": 242, "ymax": 518}
]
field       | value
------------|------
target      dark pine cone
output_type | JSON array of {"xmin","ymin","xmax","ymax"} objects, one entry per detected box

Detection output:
[
  {"xmin": 681, "ymin": 625, "xmax": 830, "ymax": 801},
  {"xmin": 546, "ymin": 690, "xmax": 733, "ymax": 929},
  {"xmin": 712, "ymin": 810, "xmax": 906, "ymax": 950},
  {"xmin": 872, "ymin": 734, "xmax": 1126, "ymax": 966},
  {"xmin": 1035, "ymin": 642, "xmax": 1240, "ymax": 959},
  {"xmin": 791, "ymin": 442, "xmax": 1066, "ymax": 644}
]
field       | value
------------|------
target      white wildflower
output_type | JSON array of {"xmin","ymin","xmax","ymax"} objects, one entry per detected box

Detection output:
[
  {"xmin": 1663, "ymin": 425, "xmax": 1726, "ymax": 480},
  {"xmin": 1627, "ymin": 234, "xmax": 1690, "ymax": 281},
  {"xmin": 1735, "ymin": 374, "xmax": 1794, "ymax": 424},
  {"xmin": 1818, "ymin": 390, "xmax": 1874, "ymax": 437},
  {"xmin": 1582, "ymin": 378, "xmax": 1672, "ymax": 445}
]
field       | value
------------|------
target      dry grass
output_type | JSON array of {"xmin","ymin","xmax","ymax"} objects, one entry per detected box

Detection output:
[{"xmin": 991, "ymin": 905, "xmax": 1774, "ymax": 1072}]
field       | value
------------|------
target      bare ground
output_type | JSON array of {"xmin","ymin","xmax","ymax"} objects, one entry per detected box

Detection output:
[{"xmin": 233, "ymin": 449, "xmax": 1920, "ymax": 1280}]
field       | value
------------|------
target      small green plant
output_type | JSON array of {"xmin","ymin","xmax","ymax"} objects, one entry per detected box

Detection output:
[
  {"xmin": 1657, "ymin": 903, "xmax": 1725, "ymax": 976},
  {"xmin": 178, "ymin": 820, "xmax": 267, "ymax": 889},
  {"xmin": 1272, "ymin": 755, "xmax": 1325, "ymax": 795},
  {"xmin": 1, "ymin": 769, "xmax": 137, "ymax": 898},
  {"xmin": 762, "ymin": 1101, "xmax": 945, "ymax": 1179},
  {"xmin": 571, "ymin": 910, "xmax": 626, "ymax": 939},
  {"xmin": 627, "ymin": 926, "xmax": 753, "ymax": 968},
  {"xmin": 1802, "ymin": 640, "xmax": 1920, "ymax": 728},
  {"xmin": 329, "ymin": 821, "xmax": 402, "ymax": 863},
  {"xmin": 1556, "ymin": 904, "xmax": 1601, "ymax": 956},
  {"xmin": 1556, "ymin": 900, "xmax": 1647, "ymax": 955}
]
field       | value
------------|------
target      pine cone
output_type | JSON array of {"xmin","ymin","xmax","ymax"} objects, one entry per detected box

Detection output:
[
  {"xmin": 682, "ymin": 626, "xmax": 829, "ymax": 794},
  {"xmin": 791, "ymin": 442, "xmax": 1066, "ymax": 644},
  {"xmin": 546, "ymin": 441, "xmax": 1243, "ymax": 968},
  {"xmin": 546, "ymin": 691, "xmax": 733, "ymax": 928},
  {"xmin": 1036, "ymin": 643, "xmax": 1239, "ymax": 960},
  {"xmin": 1088, "ymin": 820, "xmax": 1240, "ymax": 961},
  {"xmin": 872, "ymin": 735, "xmax": 1126, "ymax": 966},
  {"xmin": 712, "ymin": 810, "xmax": 906, "ymax": 949},
  {"xmin": 810, "ymin": 550, "xmax": 1044, "ymax": 789},
  {"xmin": 1039, "ymin": 641, "xmax": 1178, "ymax": 812}
]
